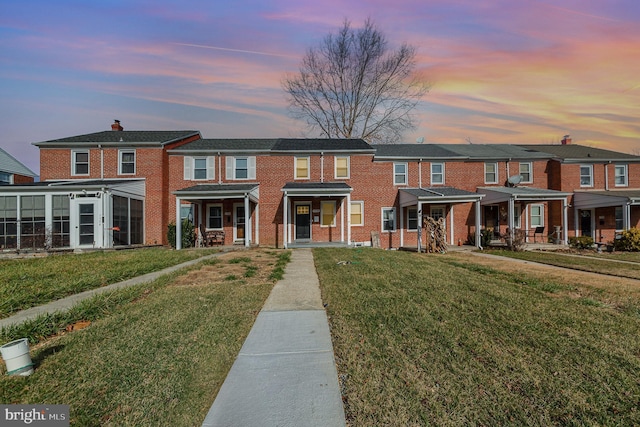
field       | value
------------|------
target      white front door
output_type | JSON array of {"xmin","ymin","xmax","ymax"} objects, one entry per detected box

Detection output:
[
  {"xmin": 233, "ymin": 203, "xmax": 246, "ymax": 243},
  {"xmin": 74, "ymin": 199, "xmax": 101, "ymax": 248}
]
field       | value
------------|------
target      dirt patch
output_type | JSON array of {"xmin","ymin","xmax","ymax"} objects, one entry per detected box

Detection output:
[
  {"xmin": 170, "ymin": 249, "xmax": 281, "ymax": 288},
  {"xmin": 459, "ymin": 252, "xmax": 640, "ymax": 298}
]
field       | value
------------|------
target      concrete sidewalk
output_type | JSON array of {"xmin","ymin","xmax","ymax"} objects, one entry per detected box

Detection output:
[
  {"xmin": 201, "ymin": 249, "xmax": 346, "ymax": 427},
  {"xmin": 0, "ymin": 251, "xmax": 225, "ymax": 330}
]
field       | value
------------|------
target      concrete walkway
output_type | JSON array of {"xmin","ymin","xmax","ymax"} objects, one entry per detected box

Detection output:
[
  {"xmin": 0, "ymin": 251, "xmax": 225, "ymax": 330},
  {"xmin": 201, "ymin": 249, "xmax": 346, "ymax": 427}
]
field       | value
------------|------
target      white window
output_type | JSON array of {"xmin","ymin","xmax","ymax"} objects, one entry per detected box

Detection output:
[
  {"xmin": 615, "ymin": 206, "xmax": 624, "ymax": 231},
  {"xmin": 519, "ymin": 162, "xmax": 532, "ymax": 183},
  {"xmin": 514, "ymin": 205, "xmax": 522, "ymax": 228},
  {"xmin": 580, "ymin": 165, "xmax": 593, "ymax": 187},
  {"xmin": 394, "ymin": 163, "xmax": 407, "ymax": 185},
  {"xmin": 225, "ymin": 156, "xmax": 256, "ymax": 180},
  {"xmin": 207, "ymin": 204, "xmax": 223, "ymax": 229},
  {"xmin": 118, "ymin": 150, "xmax": 136, "ymax": 175},
  {"xmin": 72, "ymin": 150, "xmax": 89, "ymax": 176},
  {"xmin": 407, "ymin": 207, "xmax": 418, "ymax": 231},
  {"xmin": 615, "ymin": 165, "xmax": 628, "ymax": 187},
  {"xmin": 0, "ymin": 172, "xmax": 12, "ymax": 184},
  {"xmin": 431, "ymin": 163, "xmax": 444, "ymax": 185},
  {"xmin": 350, "ymin": 201, "xmax": 364, "ymax": 226},
  {"xmin": 184, "ymin": 156, "xmax": 215, "ymax": 180},
  {"xmin": 485, "ymin": 162, "xmax": 498, "ymax": 184},
  {"xmin": 295, "ymin": 157, "xmax": 310, "ymax": 179},
  {"xmin": 335, "ymin": 156, "xmax": 350, "ymax": 179},
  {"xmin": 382, "ymin": 207, "xmax": 396, "ymax": 232},
  {"xmin": 530, "ymin": 204, "xmax": 544, "ymax": 227},
  {"xmin": 321, "ymin": 201, "xmax": 336, "ymax": 227}
]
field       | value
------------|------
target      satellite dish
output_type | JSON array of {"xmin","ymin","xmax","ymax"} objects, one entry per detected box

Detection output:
[
  {"xmin": 416, "ymin": 137, "xmax": 425, "ymax": 144},
  {"xmin": 507, "ymin": 174, "xmax": 522, "ymax": 187}
]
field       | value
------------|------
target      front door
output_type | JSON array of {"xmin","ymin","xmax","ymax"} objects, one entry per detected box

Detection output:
[
  {"xmin": 234, "ymin": 204, "xmax": 245, "ymax": 242},
  {"xmin": 295, "ymin": 204, "xmax": 311, "ymax": 240},
  {"xmin": 484, "ymin": 205, "xmax": 499, "ymax": 238},
  {"xmin": 76, "ymin": 201, "xmax": 100, "ymax": 248},
  {"xmin": 580, "ymin": 210, "xmax": 593, "ymax": 237}
]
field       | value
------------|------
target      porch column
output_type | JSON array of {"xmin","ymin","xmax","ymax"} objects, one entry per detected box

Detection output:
[
  {"xmin": 475, "ymin": 200, "xmax": 482, "ymax": 249},
  {"xmin": 449, "ymin": 205, "xmax": 454, "ymax": 244},
  {"xmin": 340, "ymin": 197, "xmax": 345, "ymax": 243},
  {"xmin": 624, "ymin": 203, "xmax": 631, "ymax": 230},
  {"xmin": 508, "ymin": 197, "xmax": 515, "ymax": 242},
  {"xmin": 283, "ymin": 192, "xmax": 288, "ymax": 249},
  {"xmin": 400, "ymin": 206, "xmax": 405, "ymax": 248},
  {"xmin": 244, "ymin": 194, "xmax": 251, "ymax": 247},
  {"xmin": 417, "ymin": 202, "xmax": 423, "ymax": 253},
  {"xmin": 255, "ymin": 203, "xmax": 260, "ymax": 245},
  {"xmin": 346, "ymin": 193, "xmax": 351, "ymax": 245},
  {"xmin": 574, "ymin": 207, "xmax": 579, "ymax": 237},
  {"xmin": 563, "ymin": 199, "xmax": 569, "ymax": 245},
  {"xmin": 175, "ymin": 197, "xmax": 182, "ymax": 250}
]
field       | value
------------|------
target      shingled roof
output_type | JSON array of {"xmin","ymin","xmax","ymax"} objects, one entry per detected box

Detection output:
[
  {"xmin": 34, "ymin": 130, "xmax": 201, "ymax": 147},
  {"xmin": 518, "ymin": 144, "xmax": 640, "ymax": 162},
  {"xmin": 173, "ymin": 138, "xmax": 374, "ymax": 154}
]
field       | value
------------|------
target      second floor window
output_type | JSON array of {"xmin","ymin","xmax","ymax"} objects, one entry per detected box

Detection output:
[
  {"xmin": 519, "ymin": 162, "xmax": 532, "ymax": 183},
  {"xmin": 119, "ymin": 150, "xmax": 135, "ymax": 175},
  {"xmin": 335, "ymin": 156, "xmax": 349, "ymax": 179},
  {"xmin": 485, "ymin": 163, "xmax": 498, "ymax": 184},
  {"xmin": 394, "ymin": 163, "xmax": 407, "ymax": 185},
  {"xmin": 184, "ymin": 156, "xmax": 214, "ymax": 180},
  {"xmin": 580, "ymin": 165, "xmax": 593, "ymax": 187},
  {"xmin": 226, "ymin": 156, "xmax": 256, "ymax": 180},
  {"xmin": 615, "ymin": 165, "xmax": 628, "ymax": 186},
  {"xmin": 72, "ymin": 151, "xmax": 89, "ymax": 176},
  {"xmin": 431, "ymin": 163, "xmax": 444, "ymax": 185},
  {"xmin": 295, "ymin": 157, "xmax": 309, "ymax": 179}
]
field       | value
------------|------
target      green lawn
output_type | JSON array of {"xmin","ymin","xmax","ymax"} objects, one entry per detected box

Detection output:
[
  {"xmin": 315, "ymin": 247, "xmax": 640, "ymax": 426},
  {"xmin": 0, "ymin": 248, "xmax": 219, "ymax": 318},
  {"xmin": 1, "ymin": 249, "xmax": 290, "ymax": 426},
  {"xmin": 487, "ymin": 249, "xmax": 640, "ymax": 280}
]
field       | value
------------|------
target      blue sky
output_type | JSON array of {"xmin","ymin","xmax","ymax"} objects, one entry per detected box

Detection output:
[{"xmin": 1, "ymin": 0, "xmax": 639, "ymax": 173}]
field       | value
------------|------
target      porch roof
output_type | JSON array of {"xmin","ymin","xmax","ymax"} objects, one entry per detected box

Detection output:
[
  {"xmin": 173, "ymin": 183, "xmax": 259, "ymax": 202},
  {"xmin": 399, "ymin": 187, "xmax": 483, "ymax": 207},
  {"xmin": 478, "ymin": 186, "xmax": 571, "ymax": 204},
  {"xmin": 0, "ymin": 179, "xmax": 145, "ymax": 194},
  {"xmin": 573, "ymin": 189, "xmax": 640, "ymax": 209},
  {"xmin": 281, "ymin": 182, "xmax": 352, "ymax": 197}
]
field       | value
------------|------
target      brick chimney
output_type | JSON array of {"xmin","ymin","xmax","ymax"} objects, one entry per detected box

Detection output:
[
  {"xmin": 561, "ymin": 134, "xmax": 571, "ymax": 145},
  {"xmin": 111, "ymin": 120, "xmax": 123, "ymax": 131}
]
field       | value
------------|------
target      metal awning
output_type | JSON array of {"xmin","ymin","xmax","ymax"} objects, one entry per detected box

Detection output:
[
  {"xmin": 399, "ymin": 187, "xmax": 483, "ymax": 207},
  {"xmin": 281, "ymin": 182, "xmax": 352, "ymax": 197},
  {"xmin": 574, "ymin": 190, "xmax": 640, "ymax": 209},
  {"xmin": 478, "ymin": 186, "xmax": 571, "ymax": 204},
  {"xmin": 173, "ymin": 183, "xmax": 259, "ymax": 203}
]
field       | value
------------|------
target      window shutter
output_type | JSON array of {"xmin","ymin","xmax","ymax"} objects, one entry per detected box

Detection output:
[
  {"xmin": 184, "ymin": 156, "xmax": 192, "ymax": 180},
  {"xmin": 226, "ymin": 156, "xmax": 234, "ymax": 180},
  {"xmin": 207, "ymin": 156, "xmax": 215, "ymax": 180},
  {"xmin": 248, "ymin": 156, "xmax": 256, "ymax": 179}
]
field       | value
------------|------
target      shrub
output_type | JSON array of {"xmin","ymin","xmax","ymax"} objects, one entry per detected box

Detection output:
[
  {"xmin": 168, "ymin": 219, "xmax": 195, "ymax": 249},
  {"xmin": 614, "ymin": 228, "xmax": 640, "ymax": 252},
  {"xmin": 568, "ymin": 236, "xmax": 594, "ymax": 250},
  {"xmin": 509, "ymin": 229, "xmax": 526, "ymax": 252}
]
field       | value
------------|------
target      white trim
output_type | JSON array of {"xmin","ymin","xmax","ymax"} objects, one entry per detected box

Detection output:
[
  {"xmin": 530, "ymin": 203, "xmax": 544, "ymax": 227},
  {"xmin": 393, "ymin": 162, "xmax": 408, "ymax": 186},
  {"xmin": 350, "ymin": 201, "xmax": 364, "ymax": 226},
  {"xmin": 294, "ymin": 157, "xmax": 310, "ymax": 180},
  {"xmin": 519, "ymin": 162, "xmax": 532, "ymax": 183},
  {"xmin": 320, "ymin": 200, "xmax": 336, "ymax": 227},
  {"xmin": 381, "ymin": 207, "xmax": 397, "ymax": 232},
  {"xmin": 431, "ymin": 162, "xmax": 444, "ymax": 185},
  {"xmin": 614, "ymin": 164, "xmax": 628, "ymax": 187},
  {"xmin": 335, "ymin": 156, "xmax": 350, "ymax": 179},
  {"xmin": 71, "ymin": 150, "xmax": 90, "ymax": 176},
  {"xmin": 118, "ymin": 149, "xmax": 136, "ymax": 175},
  {"xmin": 580, "ymin": 164, "xmax": 593, "ymax": 187},
  {"xmin": 484, "ymin": 162, "xmax": 498, "ymax": 184},
  {"xmin": 205, "ymin": 203, "xmax": 223, "ymax": 230}
]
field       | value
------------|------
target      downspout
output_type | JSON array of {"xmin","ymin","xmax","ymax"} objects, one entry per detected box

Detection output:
[
  {"xmin": 320, "ymin": 152, "xmax": 324, "ymax": 183},
  {"xmin": 99, "ymin": 144, "xmax": 104, "ymax": 179},
  {"xmin": 604, "ymin": 162, "xmax": 610, "ymax": 190},
  {"xmin": 218, "ymin": 152, "xmax": 222, "ymax": 184},
  {"xmin": 418, "ymin": 159, "xmax": 422, "ymax": 188}
]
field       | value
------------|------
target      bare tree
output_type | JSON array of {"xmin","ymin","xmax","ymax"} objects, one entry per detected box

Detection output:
[{"xmin": 283, "ymin": 19, "xmax": 429, "ymax": 144}]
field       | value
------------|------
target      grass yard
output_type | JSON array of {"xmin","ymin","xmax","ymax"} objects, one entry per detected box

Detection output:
[
  {"xmin": 1, "ymin": 249, "xmax": 290, "ymax": 426},
  {"xmin": 487, "ymin": 249, "xmax": 640, "ymax": 280},
  {"xmin": 315, "ymin": 247, "xmax": 640, "ymax": 426},
  {"xmin": 0, "ymin": 247, "xmax": 219, "ymax": 318}
]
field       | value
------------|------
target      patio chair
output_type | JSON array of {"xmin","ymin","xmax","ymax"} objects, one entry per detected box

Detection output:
[{"xmin": 529, "ymin": 226, "xmax": 545, "ymax": 243}]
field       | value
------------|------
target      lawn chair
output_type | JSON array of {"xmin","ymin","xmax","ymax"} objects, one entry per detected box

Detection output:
[{"xmin": 529, "ymin": 226, "xmax": 545, "ymax": 243}]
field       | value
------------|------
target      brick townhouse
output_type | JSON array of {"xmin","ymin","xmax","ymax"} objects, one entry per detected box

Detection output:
[{"xmin": 0, "ymin": 121, "xmax": 638, "ymax": 251}]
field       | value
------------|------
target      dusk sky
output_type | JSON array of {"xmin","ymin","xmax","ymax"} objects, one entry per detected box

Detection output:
[{"xmin": 2, "ymin": 0, "xmax": 639, "ymax": 174}]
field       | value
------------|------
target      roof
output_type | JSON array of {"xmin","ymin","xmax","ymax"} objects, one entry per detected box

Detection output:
[
  {"xmin": 478, "ymin": 186, "xmax": 571, "ymax": 204},
  {"xmin": 281, "ymin": 182, "xmax": 352, "ymax": 195},
  {"xmin": 374, "ymin": 144, "xmax": 553, "ymax": 161},
  {"xmin": 399, "ymin": 187, "xmax": 483, "ymax": 207},
  {"xmin": 34, "ymin": 130, "xmax": 201, "ymax": 147},
  {"xmin": 0, "ymin": 178, "xmax": 144, "ymax": 192},
  {"xmin": 0, "ymin": 147, "xmax": 36, "ymax": 177},
  {"xmin": 173, "ymin": 183, "xmax": 260, "ymax": 202},
  {"xmin": 175, "ymin": 183, "xmax": 259, "ymax": 193},
  {"xmin": 518, "ymin": 144, "xmax": 640, "ymax": 162},
  {"xmin": 172, "ymin": 138, "xmax": 374, "ymax": 154},
  {"xmin": 573, "ymin": 189, "xmax": 640, "ymax": 208}
]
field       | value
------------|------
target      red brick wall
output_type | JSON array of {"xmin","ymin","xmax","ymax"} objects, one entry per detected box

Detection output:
[{"xmin": 12, "ymin": 174, "xmax": 34, "ymax": 184}]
